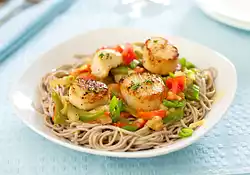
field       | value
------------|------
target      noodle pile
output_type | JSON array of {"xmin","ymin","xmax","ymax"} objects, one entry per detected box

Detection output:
[{"xmin": 39, "ymin": 63, "xmax": 216, "ymax": 152}]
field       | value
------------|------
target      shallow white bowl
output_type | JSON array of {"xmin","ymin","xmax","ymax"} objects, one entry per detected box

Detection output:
[{"xmin": 10, "ymin": 28, "xmax": 237, "ymax": 158}]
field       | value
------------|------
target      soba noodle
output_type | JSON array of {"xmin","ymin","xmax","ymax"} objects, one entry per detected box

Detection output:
[{"xmin": 39, "ymin": 63, "xmax": 216, "ymax": 152}]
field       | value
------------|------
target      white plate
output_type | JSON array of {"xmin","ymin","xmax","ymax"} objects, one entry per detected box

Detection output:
[
  {"xmin": 196, "ymin": 0, "xmax": 250, "ymax": 30},
  {"xmin": 10, "ymin": 28, "xmax": 237, "ymax": 158}
]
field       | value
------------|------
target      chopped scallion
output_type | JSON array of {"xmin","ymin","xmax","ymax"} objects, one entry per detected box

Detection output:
[{"xmin": 178, "ymin": 128, "xmax": 193, "ymax": 138}]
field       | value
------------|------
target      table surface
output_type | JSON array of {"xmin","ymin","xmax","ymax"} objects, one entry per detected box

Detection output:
[{"xmin": 0, "ymin": 0, "xmax": 250, "ymax": 175}]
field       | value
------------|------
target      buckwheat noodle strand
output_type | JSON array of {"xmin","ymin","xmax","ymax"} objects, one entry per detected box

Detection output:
[{"xmin": 39, "ymin": 64, "xmax": 216, "ymax": 152}]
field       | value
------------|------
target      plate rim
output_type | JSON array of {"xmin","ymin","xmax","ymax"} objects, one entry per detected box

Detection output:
[
  {"xmin": 196, "ymin": 0, "xmax": 250, "ymax": 31},
  {"xmin": 9, "ymin": 28, "xmax": 237, "ymax": 158}
]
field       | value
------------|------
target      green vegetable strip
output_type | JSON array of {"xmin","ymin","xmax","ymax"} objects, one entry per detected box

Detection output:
[
  {"xmin": 186, "ymin": 62, "xmax": 195, "ymax": 69},
  {"xmin": 163, "ymin": 100, "xmax": 186, "ymax": 108},
  {"xmin": 178, "ymin": 128, "xmax": 193, "ymax": 138},
  {"xmin": 118, "ymin": 100, "xmax": 124, "ymax": 112},
  {"xmin": 179, "ymin": 57, "xmax": 196, "ymax": 69},
  {"xmin": 122, "ymin": 125, "xmax": 138, "ymax": 131},
  {"xmin": 79, "ymin": 110, "xmax": 105, "ymax": 122},
  {"xmin": 51, "ymin": 91, "xmax": 66, "ymax": 124},
  {"xmin": 109, "ymin": 96, "xmax": 123, "ymax": 122},
  {"xmin": 185, "ymin": 84, "xmax": 200, "ymax": 100},
  {"xmin": 163, "ymin": 108, "xmax": 184, "ymax": 124},
  {"xmin": 129, "ymin": 59, "xmax": 141, "ymax": 69},
  {"xmin": 185, "ymin": 69, "xmax": 196, "ymax": 80},
  {"xmin": 169, "ymin": 72, "xmax": 175, "ymax": 78},
  {"xmin": 60, "ymin": 101, "xmax": 68, "ymax": 115},
  {"xmin": 61, "ymin": 101, "xmax": 105, "ymax": 122},
  {"xmin": 66, "ymin": 103, "xmax": 79, "ymax": 122},
  {"xmin": 111, "ymin": 66, "xmax": 128, "ymax": 75},
  {"xmin": 179, "ymin": 58, "xmax": 186, "ymax": 68}
]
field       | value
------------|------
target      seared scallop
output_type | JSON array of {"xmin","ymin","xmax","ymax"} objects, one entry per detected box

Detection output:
[
  {"xmin": 143, "ymin": 37, "xmax": 179, "ymax": 75},
  {"xmin": 69, "ymin": 78, "xmax": 109, "ymax": 110},
  {"xmin": 91, "ymin": 49, "xmax": 123, "ymax": 79},
  {"xmin": 120, "ymin": 72, "xmax": 166, "ymax": 111}
]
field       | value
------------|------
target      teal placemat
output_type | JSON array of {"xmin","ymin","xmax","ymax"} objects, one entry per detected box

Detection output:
[
  {"xmin": 0, "ymin": 0, "xmax": 250, "ymax": 174},
  {"xmin": 0, "ymin": 0, "xmax": 74, "ymax": 62}
]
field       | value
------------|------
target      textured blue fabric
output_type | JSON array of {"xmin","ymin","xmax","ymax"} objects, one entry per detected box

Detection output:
[
  {"xmin": 0, "ymin": 0, "xmax": 75, "ymax": 62},
  {"xmin": 0, "ymin": 0, "xmax": 250, "ymax": 174}
]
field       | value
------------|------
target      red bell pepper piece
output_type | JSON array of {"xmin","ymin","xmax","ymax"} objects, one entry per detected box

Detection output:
[
  {"xmin": 122, "ymin": 43, "xmax": 137, "ymax": 65},
  {"xmin": 166, "ymin": 76, "xmax": 186, "ymax": 94},
  {"xmin": 137, "ymin": 109, "xmax": 166, "ymax": 120}
]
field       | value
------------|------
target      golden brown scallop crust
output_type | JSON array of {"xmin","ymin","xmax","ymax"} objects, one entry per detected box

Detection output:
[
  {"xmin": 120, "ymin": 72, "xmax": 166, "ymax": 111},
  {"xmin": 143, "ymin": 37, "xmax": 179, "ymax": 75},
  {"xmin": 69, "ymin": 78, "xmax": 109, "ymax": 110},
  {"xmin": 76, "ymin": 79, "xmax": 108, "ymax": 103}
]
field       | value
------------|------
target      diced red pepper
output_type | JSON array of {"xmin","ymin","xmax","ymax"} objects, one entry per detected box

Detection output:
[
  {"xmin": 166, "ymin": 76, "xmax": 186, "ymax": 94},
  {"xmin": 137, "ymin": 110, "xmax": 166, "ymax": 120},
  {"xmin": 113, "ymin": 122, "xmax": 126, "ymax": 128},
  {"xmin": 113, "ymin": 118, "xmax": 146, "ymax": 129},
  {"xmin": 122, "ymin": 43, "xmax": 137, "ymax": 65},
  {"xmin": 171, "ymin": 80, "xmax": 179, "ymax": 94}
]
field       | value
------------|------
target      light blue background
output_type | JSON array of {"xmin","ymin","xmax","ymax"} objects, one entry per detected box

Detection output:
[{"xmin": 0, "ymin": 0, "xmax": 250, "ymax": 174}]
